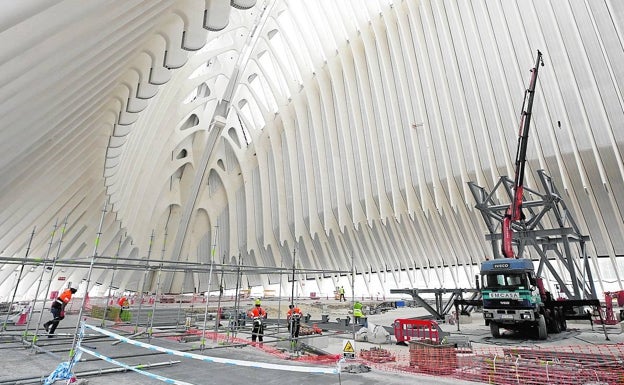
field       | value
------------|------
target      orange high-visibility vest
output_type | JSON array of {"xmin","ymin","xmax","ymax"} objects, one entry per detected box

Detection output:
[
  {"xmin": 249, "ymin": 306, "xmax": 266, "ymax": 318},
  {"xmin": 287, "ymin": 307, "xmax": 302, "ymax": 319},
  {"xmin": 56, "ymin": 289, "xmax": 73, "ymax": 305}
]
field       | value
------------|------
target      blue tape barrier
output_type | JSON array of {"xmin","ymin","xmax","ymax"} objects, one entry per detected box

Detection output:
[{"xmin": 82, "ymin": 323, "xmax": 339, "ymax": 375}]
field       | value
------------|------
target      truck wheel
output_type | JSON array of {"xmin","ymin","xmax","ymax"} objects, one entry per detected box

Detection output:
[
  {"xmin": 490, "ymin": 322, "xmax": 501, "ymax": 338},
  {"xmin": 537, "ymin": 315, "xmax": 547, "ymax": 340},
  {"xmin": 560, "ymin": 316, "xmax": 567, "ymax": 331}
]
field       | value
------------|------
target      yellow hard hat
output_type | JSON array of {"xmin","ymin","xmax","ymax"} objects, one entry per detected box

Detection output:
[{"xmin": 254, "ymin": 299, "xmax": 261, "ymax": 305}]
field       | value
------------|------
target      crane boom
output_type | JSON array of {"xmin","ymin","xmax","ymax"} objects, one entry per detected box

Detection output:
[{"xmin": 502, "ymin": 50, "xmax": 544, "ymax": 259}]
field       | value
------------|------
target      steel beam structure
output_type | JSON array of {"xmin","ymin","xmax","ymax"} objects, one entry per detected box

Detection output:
[
  {"xmin": 468, "ymin": 169, "xmax": 596, "ymax": 300},
  {"xmin": 0, "ymin": 257, "xmax": 348, "ymax": 276},
  {"xmin": 390, "ymin": 288, "xmax": 480, "ymax": 320}
]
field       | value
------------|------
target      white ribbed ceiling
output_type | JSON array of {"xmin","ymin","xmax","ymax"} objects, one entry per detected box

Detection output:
[{"xmin": 1, "ymin": 0, "xmax": 623, "ymax": 300}]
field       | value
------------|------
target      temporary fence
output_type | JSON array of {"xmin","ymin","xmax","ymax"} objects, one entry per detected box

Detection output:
[
  {"xmin": 354, "ymin": 342, "xmax": 624, "ymax": 385},
  {"xmin": 393, "ymin": 318, "xmax": 442, "ymax": 344}
]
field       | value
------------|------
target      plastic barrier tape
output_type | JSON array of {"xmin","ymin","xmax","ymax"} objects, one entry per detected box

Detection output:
[{"xmin": 83, "ymin": 323, "xmax": 339, "ymax": 375}]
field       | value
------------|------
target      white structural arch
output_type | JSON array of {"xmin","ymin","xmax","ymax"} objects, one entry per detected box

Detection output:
[{"xmin": 0, "ymin": 0, "xmax": 623, "ymax": 301}]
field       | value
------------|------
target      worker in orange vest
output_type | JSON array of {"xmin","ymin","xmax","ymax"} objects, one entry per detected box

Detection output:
[
  {"xmin": 43, "ymin": 286, "xmax": 77, "ymax": 337},
  {"xmin": 117, "ymin": 296, "xmax": 129, "ymax": 321},
  {"xmin": 287, "ymin": 304, "xmax": 303, "ymax": 339},
  {"xmin": 247, "ymin": 299, "xmax": 267, "ymax": 343}
]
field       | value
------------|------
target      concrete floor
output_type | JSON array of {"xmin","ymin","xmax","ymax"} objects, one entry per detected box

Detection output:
[
  {"xmin": 1, "ymin": 297, "xmax": 621, "ymax": 385},
  {"xmin": 0, "ymin": 319, "xmax": 480, "ymax": 384}
]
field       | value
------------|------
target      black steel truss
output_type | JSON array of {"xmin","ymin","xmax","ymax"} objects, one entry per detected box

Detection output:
[{"xmin": 468, "ymin": 169, "xmax": 596, "ymax": 300}]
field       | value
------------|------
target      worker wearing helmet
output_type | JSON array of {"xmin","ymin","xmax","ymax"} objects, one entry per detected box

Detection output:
[
  {"xmin": 117, "ymin": 296, "xmax": 130, "ymax": 322},
  {"xmin": 43, "ymin": 286, "xmax": 77, "ymax": 337},
  {"xmin": 353, "ymin": 301, "xmax": 364, "ymax": 324},
  {"xmin": 287, "ymin": 304, "xmax": 303, "ymax": 339},
  {"xmin": 248, "ymin": 299, "xmax": 267, "ymax": 343}
]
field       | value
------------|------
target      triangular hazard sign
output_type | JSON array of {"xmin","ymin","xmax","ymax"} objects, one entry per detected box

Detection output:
[{"xmin": 343, "ymin": 341, "xmax": 355, "ymax": 353}]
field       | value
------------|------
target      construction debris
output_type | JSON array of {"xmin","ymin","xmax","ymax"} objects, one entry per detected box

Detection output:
[
  {"xmin": 341, "ymin": 363, "xmax": 371, "ymax": 373},
  {"xmin": 355, "ymin": 323, "xmax": 391, "ymax": 344},
  {"xmin": 299, "ymin": 324, "xmax": 322, "ymax": 335},
  {"xmin": 359, "ymin": 347, "xmax": 396, "ymax": 363}
]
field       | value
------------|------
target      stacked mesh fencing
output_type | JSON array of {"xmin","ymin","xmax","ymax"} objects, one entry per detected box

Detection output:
[{"xmin": 358, "ymin": 343, "xmax": 624, "ymax": 385}]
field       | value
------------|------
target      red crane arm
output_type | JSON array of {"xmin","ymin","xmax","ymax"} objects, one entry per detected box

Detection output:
[{"xmin": 502, "ymin": 50, "xmax": 544, "ymax": 259}]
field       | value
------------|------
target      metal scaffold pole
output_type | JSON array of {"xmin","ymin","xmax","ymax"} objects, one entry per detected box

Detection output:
[
  {"xmin": 289, "ymin": 247, "xmax": 296, "ymax": 352},
  {"xmin": 1, "ymin": 226, "xmax": 35, "ymax": 333},
  {"xmin": 229, "ymin": 254, "xmax": 243, "ymax": 342},
  {"xmin": 135, "ymin": 230, "xmax": 155, "ymax": 334},
  {"xmin": 351, "ymin": 249, "xmax": 355, "ymax": 341},
  {"xmin": 276, "ymin": 259, "xmax": 283, "ymax": 334},
  {"xmin": 200, "ymin": 226, "xmax": 217, "ymax": 351},
  {"xmin": 29, "ymin": 217, "xmax": 67, "ymax": 347},
  {"xmin": 69, "ymin": 203, "xmax": 107, "ymax": 358},
  {"xmin": 27, "ymin": 219, "xmax": 59, "ymax": 332},
  {"xmin": 290, "ymin": 248, "xmax": 296, "ymax": 305},
  {"xmin": 147, "ymin": 262, "xmax": 163, "ymax": 342},
  {"xmin": 102, "ymin": 232, "xmax": 124, "ymax": 327},
  {"xmin": 214, "ymin": 254, "xmax": 225, "ymax": 336},
  {"xmin": 147, "ymin": 228, "xmax": 168, "ymax": 342},
  {"xmin": 175, "ymin": 265, "xmax": 187, "ymax": 325}
]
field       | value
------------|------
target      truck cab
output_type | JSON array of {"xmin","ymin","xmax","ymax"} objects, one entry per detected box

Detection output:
[{"xmin": 480, "ymin": 258, "xmax": 549, "ymax": 339}]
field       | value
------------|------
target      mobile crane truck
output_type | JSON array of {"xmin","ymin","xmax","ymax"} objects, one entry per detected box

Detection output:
[
  {"xmin": 477, "ymin": 51, "xmax": 606, "ymax": 340},
  {"xmin": 479, "ymin": 50, "xmax": 568, "ymax": 340}
]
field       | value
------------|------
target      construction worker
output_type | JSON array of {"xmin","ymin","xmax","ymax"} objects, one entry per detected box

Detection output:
[
  {"xmin": 117, "ymin": 295, "xmax": 129, "ymax": 322},
  {"xmin": 287, "ymin": 304, "xmax": 303, "ymax": 339},
  {"xmin": 43, "ymin": 286, "xmax": 77, "ymax": 337},
  {"xmin": 353, "ymin": 300, "xmax": 364, "ymax": 325},
  {"xmin": 248, "ymin": 299, "xmax": 267, "ymax": 343},
  {"xmin": 339, "ymin": 286, "xmax": 346, "ymax": 302}
]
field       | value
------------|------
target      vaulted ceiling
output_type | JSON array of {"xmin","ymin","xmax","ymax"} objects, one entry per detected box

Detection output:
[{"xmin": 1, "ymin": 0, "xmax": 623, "ymax": 300}]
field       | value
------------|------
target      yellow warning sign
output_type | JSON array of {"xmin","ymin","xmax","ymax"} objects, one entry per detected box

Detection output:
[{"xmin": 343, "ymin": 340, "xmax": 354, "ymax": 353}]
